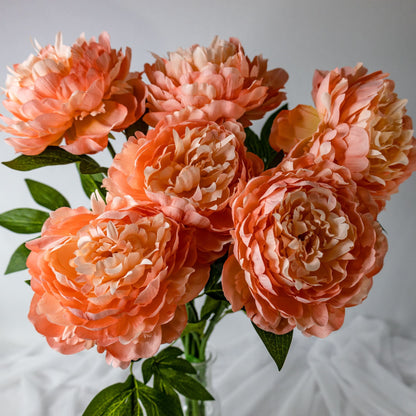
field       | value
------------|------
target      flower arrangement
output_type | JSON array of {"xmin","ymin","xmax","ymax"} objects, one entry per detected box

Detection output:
[{"xmin": 0, "ymin": 33, "xmax": 414, "ymax": 416}]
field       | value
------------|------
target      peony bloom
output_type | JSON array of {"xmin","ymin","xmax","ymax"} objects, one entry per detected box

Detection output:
[
  {"xmin": 1, "ymin": 32, "xmax": 146, "ymax": 155},
  {"xmin": 270, "ymin": 63, "xmax": 416, "ymax": 209},
  {"xmin": 222, "ymin": 155, "xmax": 387, "ymax": 337},
  {"xmin": 143, "ymin": 36, "xmax": 288, "ymax": 127},
  {"xmin": 104, "ymin": 116, "xmax": 263, "ymax": 258},
  {"xmin": 27, "ymin": 195, "xmax": 209, "ymax": 368}
]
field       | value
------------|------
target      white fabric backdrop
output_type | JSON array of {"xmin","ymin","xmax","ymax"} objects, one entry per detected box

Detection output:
[
  {"xmin": 0, "ymin": 1, "xmax": 415, "ymax": 415},
  {"xmin": 1, "ymin": 315, "xmax": 416, "ymax": 416}
]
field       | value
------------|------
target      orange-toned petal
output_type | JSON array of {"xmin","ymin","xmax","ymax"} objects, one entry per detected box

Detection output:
[
  {"xmin": 26, "ymin": 197, "xmax": 209, "ymax": 367},
  {"xmin": 143, "ymin": 37, "xmax": 287, "ymax": 125},
  {"xmin": 223, "ymin": 156, "xmax": 387, "ymax": 338},
  {"xmin": 1, "ymin": 32, "xmax": 146, "ymax": 155},
  {"xmin": 270, "ymin": 105, "xmax": 320, "ymax": 153}
]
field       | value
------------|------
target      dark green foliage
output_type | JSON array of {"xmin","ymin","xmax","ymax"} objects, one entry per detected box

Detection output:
[
  {"xmin": 0, "ymin": 208, "xmax": 49, "ymax": 233},
  {"xmin": 5, "ymin": 242, "xmax": 31, "ymax": 274},
  {"xmin": 245, "ymin": 104, "xmax": 288, "ymax": 169},
  {"xmin": 25, "ymin": 179, "xmax": 70, "ymax": 210},
  {"xmin": 76, "ymin": 162, "xmax": 106, "ymax": 199},
  {"xmin": 141, "ymin": 346, "xmax": 213, "ymax": 402},
  {"xmin": 252, "ymin": 324, "xmax": 293, "ymax": 370},
  {"xmin": 83, "ymin": 375, "xmax": 141, "ymax": 416},
  {"xmin": 3, "ymin": 146, "xmax": 107, "ymax": 174}
]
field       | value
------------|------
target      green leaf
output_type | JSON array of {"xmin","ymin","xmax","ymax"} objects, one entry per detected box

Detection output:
[
  {"xmin": 185, "ymin": 302, "xmax": 199, "ymax": 323},
  {"xmin": 203, "ymin": 254, "xmax": 229, "ymax": 302},
  {"xmin": 244, "ymin": 104, "xmax": 288, "ymax": 169},
  {"xmin": 144, "ymin": 345, "xmax": 213, "ymax": 405},
  {"xmin": 142, "ymin": 347, "xmax": 190, "ymax": 385},
  {"xmin": 201, "ymin": 296, "xmax": 224, "ymax": 321},
  {"xmin": 204, "ymin": 286, "xmax": 228, "ymax": 302},
  {"xmin": 141, "ymin": 357, "xmax": 154, "ymax": 385},
  {"xmin": 3, "ymin": 147, "xmax": 78, "ymax": 171},
  {"xmin": 206, "ymin": 253, "xmax": 227, "ymax": 289},
  {"xmin": 244, "ymin": 127, "xmax": 262, "ymax": 157},
  {"xmin": 124, "ymin": 116, "xmax": 149, "ymax": 138},
  {"xmin": 131, "ymin": 377, "xmax": 142, "ymax": 416},
  {"xmin": 155, "ymin": 346, "xmax": 183, "ymax": 362},
  {"xmin": 136, "ymin": 382, "xmax": 182, "ymax": 416},
  {"xmin": 268, "ymin": 149, "xmax": 285, "ymax": 168},
  {"xmin": 25, "ymin": 179, "xmax": 70, "ymax": 211},
  {"xmin": 78, "ymin": 155, "xmax": 108, "ymax": 174},
  {"xmin": 261, "ymin": 105, "xmax": 288, "ymax": 169},
  {"xmin": 155, "ymin": 348, "xmax": 197, "ymax": 375},
  {"xmin": 244, "ymin": 127, "xmax": 267, "ymax": 163},
  {"xmin": 252, "ymin": 323, "xmax": 293, "ymax": 370},
  {"xmin": 76, "ymin": 163, "xmax": 106, "ymax": 199},
  {"xmin": 0, "ymin": 208, "xmax": 49, "ymax": 233},
  {"xmin": 151, "ymin": 380, "xmax": 183, "ymax": 416},
  {"xmin": 2, "ymin": 146, "xmax": 107, "ymax": 174},
  {"xmin": 159, "ymin": 368, "xmax": 214, "ymax": 401},
  {"xmin": 82, "ymin": 374, "xmax": 140, "ymax": 416},
  {"xmin": 5, "ymin": 241, "xmax": 31, "ymax": 274},
  {"xmin": 159, "ymin": 358, "xmax": 196, "ymax": 375}
]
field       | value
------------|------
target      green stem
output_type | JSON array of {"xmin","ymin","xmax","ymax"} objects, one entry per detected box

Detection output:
[
  {"xmin": 187, "ymin": 301, "xmax": 199, "ymax": 322},
  {"xmin": 199, "ymin": 303, "xmax": 227, "ymax": 359},
  {"xmin": 107, "ymin": 141, "xmax": 116, "ymax": 159},
  {"xmin": 183, "ymin": 301, "xmax": 203, "ymax": 360},
  {"xmin": 182, "ymin": 302, "xmax": 231, "ymax": 415}
]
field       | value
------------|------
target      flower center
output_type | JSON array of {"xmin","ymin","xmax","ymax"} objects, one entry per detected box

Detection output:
[
  {"xmin": 274, "ymin": 188, "xmax": 355, "ymax": 289},
  {"xmin": 144, "ymin": 126, "xmax": 238, "ymax": 211},
  {"xmin": 71, "ymin": 215, "xmax": 170, "ymax": 297}
]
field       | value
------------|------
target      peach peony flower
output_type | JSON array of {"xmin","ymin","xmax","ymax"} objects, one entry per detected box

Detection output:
[
  {"xmin": 222, "ymin": 155, "xmax": 387, "ymax": 337},
  {"xmin": 143, "ymin": 36, "xmax": 288, "ymax": 127},
  {"xmin": 27, "ymin": 195, "xmax": 209, "ymax": 368},
  {"xmin": 1, "ymin": 32, "xmax": 146, "ymax": 155},
  {"xmin": 104, "ymin": 116, "xmax": 263, "ymax": 258},
  {"xmin": 270, "ymin": 64, "xmax": 416, "ymax": 209}
]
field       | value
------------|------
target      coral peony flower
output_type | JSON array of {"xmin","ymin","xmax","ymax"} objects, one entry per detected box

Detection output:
[
  {"xmin": 270, "ymin": 64, "xmax": 416, "ymax": 209},
  {"xmin": 222, "ymin": 155, "xmax": 387, "ymax": 337},
  {"xmin": 1, "ymin": 32, "xmax": 146, "ymax": 155},
  {"xmin": 27, "ymin": 195, "xmax": 209, "ymax": 368},
  {"xmin": 104, "ymin": 116, "xmax": 263, "ymax": 258},
  {"xmin": 143, "ymin": 36, "xmax": 288, "ymax": 127}
]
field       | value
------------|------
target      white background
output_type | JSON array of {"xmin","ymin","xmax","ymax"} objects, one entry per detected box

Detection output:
[{"xmin": 0, "ymin": 1, "xmax": 415, "ymax": 415}]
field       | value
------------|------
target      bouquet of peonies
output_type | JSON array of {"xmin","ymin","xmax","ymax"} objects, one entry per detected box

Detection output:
[{"xmin": 0, "ymin": 33, "xmax": 415, "ymax": 416}]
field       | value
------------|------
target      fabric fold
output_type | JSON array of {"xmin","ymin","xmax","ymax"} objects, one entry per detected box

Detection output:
[{"xmin": 1, "ymin": 315, "xmax": 415, "ymax": 415}]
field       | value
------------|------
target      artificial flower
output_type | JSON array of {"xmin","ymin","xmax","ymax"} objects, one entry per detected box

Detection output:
[
  {"xmin": 222, "ymin": 155, "xmax": 388, "ymax": 337},
  {"xmin": 270, "ymin": 63, "xmax": 416, "ymax": 209},
  {"xmin": 2, "ymin": 31, "xmax": 414, "ymax": 415},
  {"xmin": 104, "ymin": 115, "xmax": 263, "ymax": 258},
  {"xmin": 0, "ymin": 32, "xmax": 146, "ymax": 155},
  {"xmin": 143, "ymin": 36, "xmax": 288, "ymax": 127},
  {"xmin": 27, "ymin": 195, "xmax": 209, "ymax": 368}
]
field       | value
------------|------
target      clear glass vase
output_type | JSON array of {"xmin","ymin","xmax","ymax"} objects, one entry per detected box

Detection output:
[{"xmin": 182, "ymin": 352, "xmax": 221, "ymax": 416}]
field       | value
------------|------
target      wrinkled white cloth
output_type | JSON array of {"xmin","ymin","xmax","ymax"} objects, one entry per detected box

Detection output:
[
  {"xmin": 0, "ymin": 315, "xmax": 415, "ymax": 416},
  {"xmin": 213, "ymin": 315, "xmax": 416, "ymax": 416}
]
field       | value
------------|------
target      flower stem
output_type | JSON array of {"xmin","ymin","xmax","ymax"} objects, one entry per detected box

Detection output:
[
  {"xmin": 199, "ymin": 302, "xmax": 227, "ymax": 357},
  {"xmin": 107, "ymin": 140, "xmax": 116, "ymax": 159}
]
